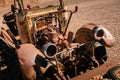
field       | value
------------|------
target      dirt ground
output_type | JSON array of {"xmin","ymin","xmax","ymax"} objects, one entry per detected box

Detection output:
[{"xmin": 0, "ymin": 0, "xmax": 120, "ymax": 62}]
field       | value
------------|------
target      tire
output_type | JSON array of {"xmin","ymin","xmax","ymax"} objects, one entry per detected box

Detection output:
[{"xmin": 105, "ymin": 65, "xmax": 120, "ymax": 80}]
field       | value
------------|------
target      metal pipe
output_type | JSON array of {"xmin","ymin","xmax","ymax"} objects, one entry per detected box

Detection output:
[{"xmin": 63, "ymin": 6, "xmax": 78, "ymax": 36}]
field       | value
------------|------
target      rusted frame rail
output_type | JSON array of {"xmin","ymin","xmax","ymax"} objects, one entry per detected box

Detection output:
[{"xmin": 71, "ymin": 58, "xmax": 119, "ymax": 80}]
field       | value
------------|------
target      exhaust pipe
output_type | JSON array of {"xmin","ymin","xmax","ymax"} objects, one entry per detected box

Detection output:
[
  {"xmin": 94, "ymin": 26, "xmax": 115, "ymax": 47},
  {"xmin": 43, "ymin": 42, "xmax": 57, "ymax": 58},
  {"xmin": 94, "ymin": 27, "xmax": 104, "ymax": 40}
]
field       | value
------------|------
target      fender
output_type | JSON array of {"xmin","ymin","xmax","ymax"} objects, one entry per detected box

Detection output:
[{"xmin": 17, "ymin": 44, "xmax": 52, "ymax": 80}]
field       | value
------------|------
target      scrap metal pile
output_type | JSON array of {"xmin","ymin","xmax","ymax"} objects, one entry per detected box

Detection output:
[{"xmin": 0, "ymin": 0, "xmax": 120, "ymax": 80}]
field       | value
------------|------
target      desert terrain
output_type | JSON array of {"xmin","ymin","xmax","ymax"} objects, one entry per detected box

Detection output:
[{"xmin": 0, "ymin": 0, "xmax": 120, "ymax": 62}]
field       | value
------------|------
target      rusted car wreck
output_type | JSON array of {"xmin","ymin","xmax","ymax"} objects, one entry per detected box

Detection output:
[{"xmin": 0, "ymin": 0, "xmax": 120, "ymax": 80}]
